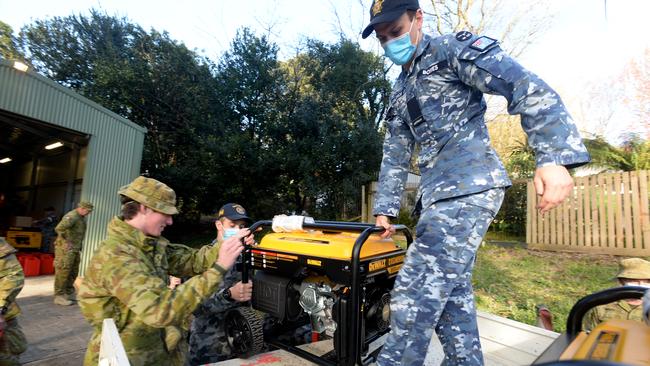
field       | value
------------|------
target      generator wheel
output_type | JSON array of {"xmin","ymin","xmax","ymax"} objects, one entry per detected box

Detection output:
[{"xmin": 225, "ymin": 307, "xmax": 265, "ymax": 358}]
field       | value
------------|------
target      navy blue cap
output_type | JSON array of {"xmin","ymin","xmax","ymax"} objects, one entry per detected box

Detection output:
[
  {"xmin": 362, "ymin": 0, "xmax": 420, "ymax": 39},
  {"xmin": 217, "ymin": 203, "xmax": 252, "ymax": 223}
]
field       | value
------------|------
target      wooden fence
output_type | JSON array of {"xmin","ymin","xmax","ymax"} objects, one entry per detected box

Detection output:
[{"xmin": 527, "ymin": 170, "xmax": 650, "ymax": 256}]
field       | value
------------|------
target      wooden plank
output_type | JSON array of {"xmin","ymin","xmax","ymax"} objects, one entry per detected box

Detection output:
[
  {"xmin": 614, "ymin": 173, "xmax": 624, "ymax": 249},
  {"xmin": 526, "ymin": 181, "xmax": 537, "ymax": 244},
  {"xmin": 607, "ymin": 174, "xmax": 615, "ymax": 249},
  {"xmin": 556, "ymin": 196, "xmax": 563, "ymax": 245},
  {"xmin": 577, "ymin": 176, "xmax": 585, "ymax": 247},
  {"xmin": 361, "ymin": 185, "xmax": 367, "ymax": 223},
  {"xmin": 542, "ymin": 193, "xmax": 551, "ymax": 244},
  {"xmin": 591, "ymin": 175, "xmax": 600, "ymax": 247},
  {"xmin": 476, "ymin": 311, "xmax": 560, "ymax": 366},
  {"xmin": 584, "ymin": 177, "xmax": 591, "ymax": 247},
  {"xmin": 570, "ymin": 184, "xmax": 577, "ymax": 247},
  {"xmin": 563, "ymin": 187, "xmax": 570, "ymax": 247},
  {"xmin": 639, "ymin": 170, "xmax": 650, "ymax": 249},
  {"xmin": 623, "ymin": 172, "xmax": 633, "ymax": 249},
  {"xmin": 99, "ymin": 319, "xmax": 130, "ymax": 366},
  {"xmin": 550, "ymin": 195, "xmax": 557, "ymax": 245},
  {"xmin": 630, "ymin": 171, "xmax": 641, "ymax": 249},
  {"xmin": 598, "ymin": 174, "xmax": 607, "ymax": 247}
]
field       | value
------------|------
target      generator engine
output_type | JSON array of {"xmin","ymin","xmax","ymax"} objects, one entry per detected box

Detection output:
[{"xmin": 298, "ymin": 281, "xmax": 338, "ymax": 334}]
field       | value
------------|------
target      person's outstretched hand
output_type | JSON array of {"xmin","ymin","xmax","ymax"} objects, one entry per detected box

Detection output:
[{"xmin": 534, "ymin": 165, "xmax": 574, "ymax": 214}]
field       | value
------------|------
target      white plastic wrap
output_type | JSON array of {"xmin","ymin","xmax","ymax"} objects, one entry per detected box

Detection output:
[{"xmin": 271, "ymin": 215, "xmax": 314, "ymax": 233}]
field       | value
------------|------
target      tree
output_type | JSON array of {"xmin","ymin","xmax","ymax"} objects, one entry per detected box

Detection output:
[
  {"xmin": 275, "ymin": 39, "xmax": 390, "ymax": 217},
  {"xmin": 584, "ymin": 136, "xmax": 650, "ymax": 171},
  {"xmin": 19, "ymin": 10, "xmax": 222, "ymax": 222},
  {"xmin": 426, "ymin": 0, "xmax": 553, "ymax": 56},
  {"xmin": 0, "ymin": 21, "xmax": 25, "ymax": 61},
  {"xmin": 18, "ymin": 12, "xmax": 391, "ymax": 223},
  {"xmin": 623, "ymin": 47, "xmax": 650, "ymax": 140},
  {"xmin": 211, "ymin": 33, "xmax": 390, "ymax": 218}
]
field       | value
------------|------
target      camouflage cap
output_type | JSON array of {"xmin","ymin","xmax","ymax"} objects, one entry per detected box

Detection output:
[
  {"xmin": 118, "ymin": 176, "xmax": 179, "ymax": 215},
  {"xmin": 617, "ymin": 258, "xmax": 650, "ymax": 280},
  {"xmin": 78, "ymin": 201, "xmax": 94, "ymax": 210}
]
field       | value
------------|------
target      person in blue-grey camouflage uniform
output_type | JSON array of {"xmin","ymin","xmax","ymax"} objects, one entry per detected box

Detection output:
[
  {"xmin": 362, "ymin": 0, "xmax": 591, "ymax": 365},
  {"xmin": 34, "ymin": 207, "xmax": 58, "ymax": 254},
  {"xmin": 188, "ymin": 203, "xmax": 254, "ymax": 365}
]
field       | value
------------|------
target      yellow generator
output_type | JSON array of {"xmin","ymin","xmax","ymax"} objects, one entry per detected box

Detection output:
[
  {"xmin": 6, "ymin": 227, "xmax": 42, "ymax": 249},
  {"xmin": 224, "ymin": 219, "xmax": 412, "ymax": 366},
  {"xmin": 534, "ymin": 286, "xmax": 650, "ymax": 365}
]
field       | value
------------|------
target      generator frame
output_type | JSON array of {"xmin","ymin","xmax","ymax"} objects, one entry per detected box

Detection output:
[{"xmin": 239, "ymin": 220, "xmax": 413, "ymax": 366}]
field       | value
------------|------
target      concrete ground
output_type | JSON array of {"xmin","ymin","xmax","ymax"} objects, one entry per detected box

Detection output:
[{"xmin": 16, "ymin": 275, "xmax": 91, "ymax": 366}]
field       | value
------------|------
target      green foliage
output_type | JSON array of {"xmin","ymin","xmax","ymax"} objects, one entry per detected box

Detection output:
[
  {"xmin": 505, "ymin": 138, "xmax": 536, "ymax": 179},
  {"xmin": 583, "ymin": 135, "xmax": 650, "ymax": 171},
  {"xmin": 0, "ymin": 21, "xmax": 25, "ymax": 61},
  {"xmin": 491, "ymin": 182, "xmax": 527, "ymax": 237},
  {"xmin": 474, "ymin": 245, "xmax": 624, "ymax": 332},
  {"xmin": 16, "ymin": 11, "xmax": 391, "ymax": 225}
]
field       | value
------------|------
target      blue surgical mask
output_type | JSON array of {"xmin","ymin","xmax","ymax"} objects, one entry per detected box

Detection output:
[
  {"xmin": 382, "ymin": 18, "xmax": 417, "ymax": 65},
  {"xmin": 223, "ymin": 228, "xmax": 238, "ymax": 241}
]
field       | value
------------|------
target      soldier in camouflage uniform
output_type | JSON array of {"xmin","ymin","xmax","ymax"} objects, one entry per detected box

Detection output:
[
  {"xmin": 361, "ymin": 0, "xmax": 590, "ymax": 364},
  {"xmin": 0, "ymin": 238, "xmax": 27, "ymax": 366},
  {"xmin": 188, "ymin": 203, "xmax": 254, "ymax": 365},
  {"xmin": 53, "ymin": 201, "xmax": 93, "ymax": 306},
  {"xmin": 584, "ymin": 258, "xmax": 650, "ymax": 331},
  {"xmin": 78, "ymin": 176, "xmax": 252, "ymax": 366}
]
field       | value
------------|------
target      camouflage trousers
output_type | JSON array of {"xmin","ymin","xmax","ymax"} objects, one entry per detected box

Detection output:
[
  {"xmin": 0, "ymin": 318, "xmax": 27, "ymax": 366},
  {"xmin": 377, "ymin": 188, "xmax": 504, "ymax": 366},
  {"xmin": 54, "ymin": 240, "xmax": 80, "ymax": 296}
]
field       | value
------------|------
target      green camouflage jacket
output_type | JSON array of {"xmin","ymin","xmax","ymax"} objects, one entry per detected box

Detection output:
[
  {"xmin": 54, "ymin": 209, "xmax": 87, "ymax": 250},
  {"xmin": 78, "ymin": 216, "xmax": 226, "ymax": 366},
  {"xmin": 583, "ymin": 299, "xmax": 642, "ymax": 331},
  {"xmin": 0, "ymin": 239, "xmax": 23, "ymax": 321}
]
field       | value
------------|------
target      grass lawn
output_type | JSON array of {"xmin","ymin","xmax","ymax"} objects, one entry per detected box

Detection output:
[{"xmin": 473, "ymin": 244, "xmax": 629, "ymax": 333}]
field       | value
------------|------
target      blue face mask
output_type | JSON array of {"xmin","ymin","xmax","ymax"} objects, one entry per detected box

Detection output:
[
  {"xmin": 382, "ymin": 18, "xmax": 417, "ymax": 65},
  {"xmin": 223, "ymin": 228, "xmax": 239, "ymax": 241}
]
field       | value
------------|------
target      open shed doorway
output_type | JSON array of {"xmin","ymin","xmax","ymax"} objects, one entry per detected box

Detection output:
[{"xmin": 0, "ymin": 109, "xmax": 90, "ymax": 251}]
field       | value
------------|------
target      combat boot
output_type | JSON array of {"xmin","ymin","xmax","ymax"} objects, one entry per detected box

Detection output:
[
  {"xmin": 54, "ymin": 295, "xmax": 74, "ymax": 306},
  {"xmin": 67, "ymin": 293, "xmax": 77, "ymax": 302}
]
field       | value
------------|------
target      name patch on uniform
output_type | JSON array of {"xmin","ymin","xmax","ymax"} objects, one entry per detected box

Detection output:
[
  {"xmin": 469, "ymin": 36, "xmax": 497, "ymax": 51},
  {"xmin": 421, "ymin": 60, "xmax": 448, "ymax": 76}
]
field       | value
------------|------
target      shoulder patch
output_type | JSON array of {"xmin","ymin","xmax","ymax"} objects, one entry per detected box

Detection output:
[
  {"xmin": 469, "ymin": 36, "xmax": 497, "ymax": 51},
  {"xmin": 455, "ymin": 31, "xmax": 472, "ymax": 42}
]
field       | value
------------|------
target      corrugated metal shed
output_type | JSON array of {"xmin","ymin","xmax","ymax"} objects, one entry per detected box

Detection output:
[{"xmin": 0, "ymin": 59, "xmax": 146, "ymax": 275}]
